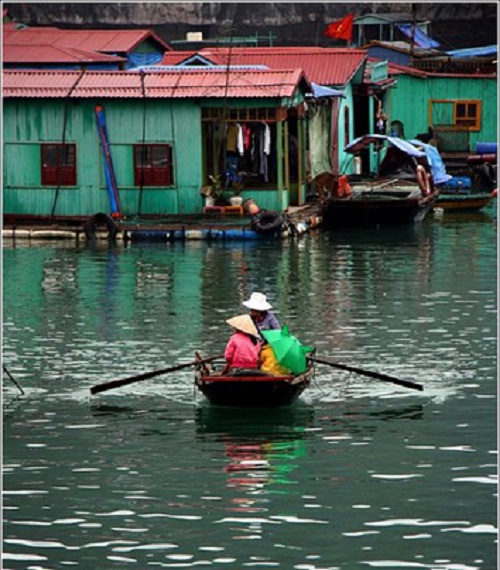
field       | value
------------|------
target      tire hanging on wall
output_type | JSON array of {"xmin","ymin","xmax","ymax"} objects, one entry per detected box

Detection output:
[{"xmin": 84, "ymin": 212, "xmax": 118, "ymax": 242}]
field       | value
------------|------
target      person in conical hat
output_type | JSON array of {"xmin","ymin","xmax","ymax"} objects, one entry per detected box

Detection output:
[
  {"xmin": 222, "ymin": 314, "xmax": 262, "ymax": 375},
  {"xmin": 242, "ymin": 292, "xmax": 280, "ymax": 331}
]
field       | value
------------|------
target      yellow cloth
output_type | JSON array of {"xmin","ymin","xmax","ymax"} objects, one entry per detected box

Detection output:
[
  {"xmin": 226, "ymin": 124, "xmax": 239, "ymax": 152},
  {"xmin": 259, "ymin": 345, "xmax": 290, "ymax": 376}
]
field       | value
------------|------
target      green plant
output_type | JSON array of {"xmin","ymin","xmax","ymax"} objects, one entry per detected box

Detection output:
[{"xmin": 208, "ymin": 174, "xmax": 229, "ymax": 205}]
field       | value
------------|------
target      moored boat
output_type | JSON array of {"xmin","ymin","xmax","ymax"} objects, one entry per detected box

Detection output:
[
  {"xmin": 194, "ymin": 360, "xmax": 315, "ymax": 408},
  {"xmin": 321, "ymin": 135, "xmax": 439, "ymax": 227},
  {"xmin": 436, "ymin": 191, "xmax": 495, "ymax": 212}
]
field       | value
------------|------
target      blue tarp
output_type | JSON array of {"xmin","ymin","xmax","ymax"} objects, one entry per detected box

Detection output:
[
  {"xmin": 310, "ymin": 83, "xmax": 345, "ymax": 98},
  {"xmin": 345, "ymin": 135, "xmax": 426, "ymax": 158},
  {"xmin": 126, "ymin": 52, "xmax": 164, "ymax": 69},
  {"xmin": 409, "ymin": 140, "xmax": 452, "ymax": 185},
  {"xmin": 397, "ymin": 24, "xmax": 440, "ymax": 49},
  {"xmin": 446, "ymin": 45, "xmax": 497, "ymax": 58}
]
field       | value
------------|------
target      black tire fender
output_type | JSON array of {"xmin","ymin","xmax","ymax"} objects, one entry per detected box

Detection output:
[
  {"xmin": 251, "ymin": 210, "xmax": 283, "ymax": 233},
  {"xmin": 84, "ymin": 212, "xmax": 118, "ymax": 241}
]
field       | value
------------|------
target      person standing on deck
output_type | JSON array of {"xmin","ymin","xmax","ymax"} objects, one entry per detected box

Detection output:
[{"xmin": 242, "ymin": 292, "xmax": 280, "ymax": 331}]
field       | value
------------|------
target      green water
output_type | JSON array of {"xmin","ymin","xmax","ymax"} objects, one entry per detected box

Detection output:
[{"xmin": 3, "ymin": 207, "xmax": 497, "ymax": 570}]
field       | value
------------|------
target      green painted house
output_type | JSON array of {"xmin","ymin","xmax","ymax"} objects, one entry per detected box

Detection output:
[
  {"xmin": 3, "ymin": 68, "xmax": 312, "ymax": 219},
  {"xmin": 387, "ymin": 63, "xmax": 497, "ymax": 154}
]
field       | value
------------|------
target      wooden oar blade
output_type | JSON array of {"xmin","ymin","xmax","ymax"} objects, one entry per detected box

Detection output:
[
  {"xmin": 309, "ymin": 356, "xmax": 423, "ymax": 392},
  {"xmin": 90, "ymin": 354, "xmax": 223, "ymax": 395}
]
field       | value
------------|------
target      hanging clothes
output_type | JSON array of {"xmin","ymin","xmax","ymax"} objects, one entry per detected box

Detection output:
[
  {"xmin": 308, "ymin": 105, "xmax": 333, "ymax": 179},
  {"xmin": 236, "ymin": 123, "xmax": 245, "ymax": 156},
  {"xmin": 226, "ymin": 123, "xmax": 239, "ymax": 153},
  {"xmin": 263, "ymin": 123, "xmax": 271, "ymax": 155}
]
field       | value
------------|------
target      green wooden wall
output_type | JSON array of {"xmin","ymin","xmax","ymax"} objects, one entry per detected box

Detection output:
[
  {"xmin": 4, "ymin": 95, "xmax": 303, "ymax": 217},
  {"xmin": 3, "ymin": 98, "xmax": 203, "ymax": 217},
  {"xmin": 389, "ymin": 75, "xmax": 497, "ymax": 148}
]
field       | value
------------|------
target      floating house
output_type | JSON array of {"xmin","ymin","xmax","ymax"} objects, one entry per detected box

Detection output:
[
  {"xmin": 160, "ymin": 47, "xmax": 371, "ymax": 178},
  {"xmin": 386, "ymin": 62, "xmax": 497, "ymax": 172},
  {"xmin": 3, "ymin": 68, "xmax": 312, "ymax": 219},
  {"xmin": 352, "ymin": 13, "xmax": 435, "ymax": 48},
  {"xmin": 3, "ymin": 26, "xmax": 171, "ymax": 70}
]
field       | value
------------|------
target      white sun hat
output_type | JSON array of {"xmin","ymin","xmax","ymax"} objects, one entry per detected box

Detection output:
[
  {"xmin": 226, "ymin": 314, "xmax": 260, "ymax": 338},
  {"xmin": 242, "ymin": 292, "xmax": 273, "ymax": 312}
]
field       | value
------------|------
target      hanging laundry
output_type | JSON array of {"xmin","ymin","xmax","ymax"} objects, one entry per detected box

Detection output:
[
  {"xmin": 236, "ymin": 123, "xmax": 244, "ymax": 156},
  {"xmin": 226, "ymin": 123, "xmax": 239, "ymax": 153},
  {"xmin": 243, "ymin": 125, "xmax": 251, "ymax": 151},
  {"xmin": 263, "ymin": 123, "xmax": 271, "ymax": 155}
]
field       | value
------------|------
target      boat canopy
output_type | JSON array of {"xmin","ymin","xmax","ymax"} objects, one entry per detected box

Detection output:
[
  {"xmin": 345, "ymin": 134, "xmax": 426, "ymax": 158},
  {"xmin": 409, "ymin": 139, "xmax": 452, "ymax": 185}
]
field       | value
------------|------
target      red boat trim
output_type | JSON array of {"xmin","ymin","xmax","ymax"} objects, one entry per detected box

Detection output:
[{"xmin": 198, "ymin": 375, "xmax": 294, "ymax": 383}]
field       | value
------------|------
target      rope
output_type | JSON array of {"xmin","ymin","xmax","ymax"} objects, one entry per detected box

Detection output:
[
  {"xmin": 51, "ymin": 69, "xmax": 85, "ymax": 218},
  {"xmin": 137, "ymin": 70, "xmax": 147, "ymax": 216}
]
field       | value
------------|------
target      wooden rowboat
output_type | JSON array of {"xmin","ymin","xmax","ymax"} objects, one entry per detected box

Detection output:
[
  {"xmin": 194, "ymin": 358, "xmax": 314, "ymax": 408},
  {"xmin": 436, "ymin": 192, "xmax": 494, "ymax": 212}
]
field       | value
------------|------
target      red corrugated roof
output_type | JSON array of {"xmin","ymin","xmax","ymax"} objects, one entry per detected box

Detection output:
[
  {"xmin": 386, "ymin": 61, "xmax": 496, "ymax": 79},
  {"xmin": 3, "ymin": 71, "xmax": 83, "ymax": 97},
  {"xmin": 161, "ymin": 47, "xmax": 367, "ymax": 87},
  {"xmin": 159, "ymin": 51, "xmax": 202, "ymax": 65},
  {"xmin": 3, "ymin": 44, "xmax": 127, "ymax": 64},
  {"xmin": 3, "ymin": 27, "xmax": 171, "ymax": 53},
  {"xmin": 3, "ymin": 68, "xmax": 310, "ymax": 99}
]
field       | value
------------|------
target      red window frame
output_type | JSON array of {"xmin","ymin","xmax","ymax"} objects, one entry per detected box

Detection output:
[
  {"xmin": 134, "ymin": 144, "xmax": 174, "ymax": 187},
  {"xmin": 41, "ymin": 143, "xmax": 77, "ymax": 186}
]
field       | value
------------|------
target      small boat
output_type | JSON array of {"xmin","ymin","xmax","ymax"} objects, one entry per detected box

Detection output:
[
  {"xmin": 194, "ymin": 359, "xmax": 315, "ymax": 408},
  {"xmin": 321, "ymin": 135, "xmax": 439, "ymax": 227},
  {"xmin": 436, "ymin": 191, "xmax": 495, "ymax": 212}
]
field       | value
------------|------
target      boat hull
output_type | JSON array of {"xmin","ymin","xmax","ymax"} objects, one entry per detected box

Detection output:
[
  {"xmin": 321, "ymin": 191, "xmax": 438, "ymax": 227},
  {"xmin": 436, "ymin": 193, "xmax": 493, "ymax": 211},
  {"xmin": 195, "ymin": 368, "xmax": 313, "ymax": 408}
]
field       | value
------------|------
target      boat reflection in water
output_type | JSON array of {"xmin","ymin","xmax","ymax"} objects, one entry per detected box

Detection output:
[{"xmin": 195, "ymin": 404, "xmax": 314, "ymax": 512}]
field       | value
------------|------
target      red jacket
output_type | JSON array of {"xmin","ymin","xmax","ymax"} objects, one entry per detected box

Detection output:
[{"xmin": 224, "ymin": 332, "xmax": 261, "ymax": 369}]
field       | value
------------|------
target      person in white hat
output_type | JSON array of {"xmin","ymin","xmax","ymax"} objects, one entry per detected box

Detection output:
[
  {"xmin": 221, "ymin": 314, "xmax": 262, "ymax": 375},
  {"xmin": 242, "ymin": 292, "xmax": 281, "ymax": 331}
]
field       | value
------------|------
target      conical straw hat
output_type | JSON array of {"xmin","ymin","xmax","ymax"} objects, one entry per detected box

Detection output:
[{"xmin": 226, "ymin": 314, "xmax": 259, "ymax": 338}]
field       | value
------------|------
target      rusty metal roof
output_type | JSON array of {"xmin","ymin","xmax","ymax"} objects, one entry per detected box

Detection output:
[
  {"xmin": 3, "ymin": 44, "xmax": 127, "ymax": 64},
  {"xmin": 3, "ymin": 68, "xmax": 310, "ymax": 99},
  {"xmin": 161, "ymin": 47, "xmax": 367, "ymax": 87},
  {"xmin": 3, "ymin": 27, "xmax": 171, "ymax": 53}
]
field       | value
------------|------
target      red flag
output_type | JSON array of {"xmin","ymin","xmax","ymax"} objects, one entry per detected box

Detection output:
[{"xmin": 325, "ymin": 14, "xmax": 354, "ymax": 41}]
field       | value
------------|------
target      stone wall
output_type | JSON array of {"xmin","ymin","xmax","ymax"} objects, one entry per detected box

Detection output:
[{"xmin": 6, "ymin": 2, "xmax": 498, "ymax": 49}]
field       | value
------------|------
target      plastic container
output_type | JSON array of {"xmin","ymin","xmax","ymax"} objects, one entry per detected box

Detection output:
[
  {"xmin": 475, "ymin": 142, "xmax": 498, "ymax": 155},
  {"xmin": 242, "ymin": 198, "xmax": 261, "ymax": 216}
]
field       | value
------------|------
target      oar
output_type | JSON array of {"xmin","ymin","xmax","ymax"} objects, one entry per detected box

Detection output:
[
  {"xmin": 90, "ymin": 354, "xmax": 224, "ymax": 396},
  {"xmin": 3, "ymin": 364, "xmax": 25, "ymax": 395},
  {"xmin": 308, "ymin": 356, "xmax": 424, "ymax": 392}
]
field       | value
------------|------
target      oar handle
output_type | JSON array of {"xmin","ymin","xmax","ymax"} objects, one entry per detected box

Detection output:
[
  {"xmin": 308, "ymin": 356, "xmax": 423, "ymax": 392},
  {"xmin": 90, "ymin": 354, "xmax": 224, "ymax": 395}
]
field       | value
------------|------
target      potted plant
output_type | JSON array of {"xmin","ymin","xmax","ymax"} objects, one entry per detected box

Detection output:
[
  {"xmin": 207, "ymin": 174, "xmax": 230, "ymax": 206},
  {"xmin": 229, "ymin": 180, "xmax": 244, "ymax": 207}
]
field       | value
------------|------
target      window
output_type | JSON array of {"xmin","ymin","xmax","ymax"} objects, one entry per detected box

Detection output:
[
  {"xmin": 134, "ymin": 144, "xmax": 173, "ymax": 186},
  {"xmin": 454, "ymin": 101, "xmax": 481, "ymax": 129},
  {"xmin": 41, "ymin": 144, "xmax": 77, "ymax": 186},
  {"xmin": 430, "ymin": 99, "xmax": 482, "ymax": 131}
]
